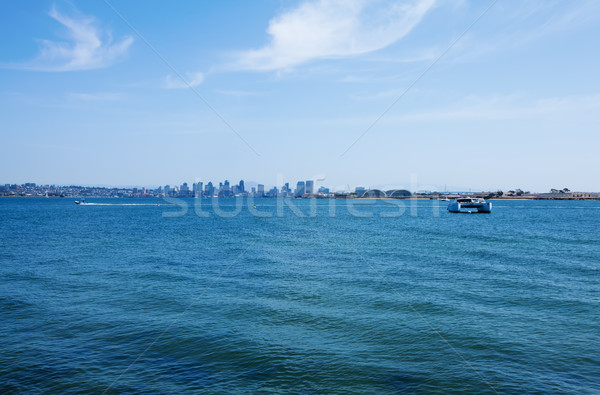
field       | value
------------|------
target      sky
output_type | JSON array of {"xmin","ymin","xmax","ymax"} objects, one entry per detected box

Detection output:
[{"xmin": 1, "ymin": 0, "xmax": 599, "ymax": 192}]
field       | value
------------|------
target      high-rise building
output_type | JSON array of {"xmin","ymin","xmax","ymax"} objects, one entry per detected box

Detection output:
[
  {"xmin": 205, "ymin": 182, "xmax": 214, "ymax": 197},
  {"xmin": 219, "ymin": 180, "xmax": 232, "ymax": 197},
  {"xmin": 318, "ymin": 186, "xmax": 329, "ymax": 194},
  {"xmin": 305, "ymin": 180, "xmax": 314, "ymax": 195},
  {"xmin": 257, "ymin": 184, "xmax": 265, "ymax": 196},
  {"xmin": 296, "ymin": 181, "xmax": 305, "ymax": 197},
  {"xmin": 180, "ymin": 183, "xmax": 190, "ymax": 196},
  {"xmin": 239, "ymin": 180, "xmax": 245, "ymax": 193},
  {"xmin": 194, "ymin": 182, "xmax": 203, "ymax": 197}
]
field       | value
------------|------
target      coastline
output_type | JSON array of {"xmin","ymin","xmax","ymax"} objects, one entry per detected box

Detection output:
[{"xmin": 2, "ymin": 196, "xmax": 600, "ymax": 201}]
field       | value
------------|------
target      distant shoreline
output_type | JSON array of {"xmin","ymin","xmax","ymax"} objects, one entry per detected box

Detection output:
[{"xmin": 2, "ymin": 196, "xmax": 600, "ymax": 201}]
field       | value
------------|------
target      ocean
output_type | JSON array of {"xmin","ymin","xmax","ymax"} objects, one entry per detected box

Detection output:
[{"xmin": 1, "ymin": 198, "xmax": 598, "ymax": 393}]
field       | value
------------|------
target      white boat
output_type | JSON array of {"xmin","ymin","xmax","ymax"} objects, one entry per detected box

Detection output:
[
  {"xmin": 448, "ymin": 197, "xmax": 491, "ymax": 213},
  {"xmin": 74, "ymin": 200, "xmax": 85, "ymax": 205}
]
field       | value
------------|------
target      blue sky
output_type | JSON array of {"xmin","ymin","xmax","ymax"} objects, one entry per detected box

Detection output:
[{"xmin": 1, "ymin": 0, "xmax": 599, "ymax": 192}]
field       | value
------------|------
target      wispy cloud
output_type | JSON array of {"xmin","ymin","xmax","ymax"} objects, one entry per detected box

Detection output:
[
  {"xmin": 14, "ymin": 6, "xmax": 133, "ymax": 71},
  {"xmin": 214, "ymin": 89, "xmax": 266, "ymax": 98},
  {"xmin": 287, "ymin": 93, "xmax": 600, "ymax": 126},
  {"xmin": 349, "ymin": 88, "xmax": 412, "ymax": 100},
  {"xmin": 233, "ymin": 0, "xmax": 435, "ymax": 72},
  {"xmin": 163, "ymin": 72, "xmax": 204, "ymax": 89},
  {"xmin": 66, "ymin": 92, "xmax": 125, "ymax": 101},
  {"xmin": 397, "ymin": 93, "xmax": 600, "ymax": 122},
  {"xmin": 449, "ymin": 1, "xmax": 600, "ymax": 63}
]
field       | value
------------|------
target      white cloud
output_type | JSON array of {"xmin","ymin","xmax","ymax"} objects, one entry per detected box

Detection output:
[
  {"xmin": 233, "ymin": 0, "xmax": 435, "ymax": 71},
  {"xmin": 26, "ymin": 6, "xmax": 133, "ymax": 71},
  {"xmin": 214, "ymin": 89, "xmax": 265, "ymax": 98},
  {"xmin": 66, "ymin": 92, "xmax": 125, "ymax": 101},
  {"xmin": 163, "ymin": 72, "xmax": 204, "ymax": 89},
  {"xmin": 298, "ymin": 93, "xmax": 600, "ymax": 128},
  {"xmin": 396, "ymin": 94, "xmax": 600, "ymax": 122},
  {"xmin": 448, "ymin": 1, "xmax": 600, "ymax": 64}
]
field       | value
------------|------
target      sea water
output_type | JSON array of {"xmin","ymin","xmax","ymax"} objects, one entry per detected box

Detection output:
[{"xmin": 1, "ymin": 198, "xmax": 598, "ymax": 393}]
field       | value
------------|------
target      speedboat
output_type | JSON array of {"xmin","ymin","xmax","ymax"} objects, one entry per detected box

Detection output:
[
  {"xmin": 448, "ymin": 197, "xmax": 491, "ymax": 213},
  {"xmin": 75, "ymin": 200, "xmax": 85, "ymax": 205}
]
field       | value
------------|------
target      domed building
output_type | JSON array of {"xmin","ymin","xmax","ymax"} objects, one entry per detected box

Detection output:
[
  {"xmin": 386, "ymin": 189, "xmax": 412, "ymax": 198},
  {"xmin": 360, "ymin": 189, "xmax": 387, "ymax": 198}
]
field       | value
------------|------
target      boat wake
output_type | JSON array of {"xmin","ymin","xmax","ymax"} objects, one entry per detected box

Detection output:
[{"xmin": 76, "ymin": 203, "xmax": 167, "ymax": 206}]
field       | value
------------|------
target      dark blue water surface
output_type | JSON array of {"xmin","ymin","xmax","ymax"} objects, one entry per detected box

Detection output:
[{"xmin": 1, "ymin": 198, "xmax": 599, "ymax": 393}]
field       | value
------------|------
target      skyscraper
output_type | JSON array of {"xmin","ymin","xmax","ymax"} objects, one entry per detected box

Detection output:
[
  {"xmin": 257, "ymin": 184, "xmax": 265, "ymax": 196},
  {"xmin": 305, "ymin": 180, "xmax": 314, "ymax": 195},
  {"xmin": 194, "ymin": 182, "xmax": 203, "ymax": 197},
  {"xmin": 239, "ymin": 180, "xmax": 245, "ymax": 193},
  {"xmin": 296, "ymin": 181, "xmax": 305, "ymax": 197},
  {"xmin": 205, "ymin": 182, "xmax": 214, "ymax": 197},
  {"xmin": 180, "ymin": 182, "xmax": 190, "ymax": 197},
  {"xmin": 281, "ymin": 182, "xmax": 290, "ymax": 197},
  {"xmin": 219, "ymin": 180, "xmax": 232, "ymax": 197}
]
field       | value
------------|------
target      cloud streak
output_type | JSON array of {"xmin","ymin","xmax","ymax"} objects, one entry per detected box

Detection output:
[
  {"xmin": 163, "ymin": 72, "xmax": 204, "ymax": 89},
  {"xmin": 447, "ymin": 1, "xmax": 600, "ymax": 64},
  {"xmin": 393, "ymin": 94, "xmax": 600, "ymax": 123},
  {"xmin": 23, "ymin": 6, "xmax": 133, "ymax": 71},
  {"xmin": 233, "ymin": 0, "xmax": 435, "ymax": 71},
  {"xmin": 66, "ymin": 92, "xmax": 125, "ymax": 101}
]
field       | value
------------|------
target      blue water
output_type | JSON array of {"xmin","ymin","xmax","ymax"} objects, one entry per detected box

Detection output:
[{"xmin": 1, "ymin": 198, "xmax": 599, "ymax": 393}]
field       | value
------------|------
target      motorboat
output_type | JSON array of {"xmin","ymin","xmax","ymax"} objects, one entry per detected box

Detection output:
[
  {"xmin": 74, "ymin": 200, "xmax": 85, "ymax": 205},
  {"xmin": 448, "ymin": 197, "xmax": 491, "ymax": 213}
]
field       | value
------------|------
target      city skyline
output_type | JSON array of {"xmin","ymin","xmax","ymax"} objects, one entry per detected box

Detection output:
[
  {"xmin": 0, "ymin": 176, "xmax": 591, "ymax": 196},
  {"xmin": 2, "ymin": 178, "xmax": 591, "ymax": 199},
  {"xmin": 2, "ymin": 1, "xmax": 600, "ymax": 191}
]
